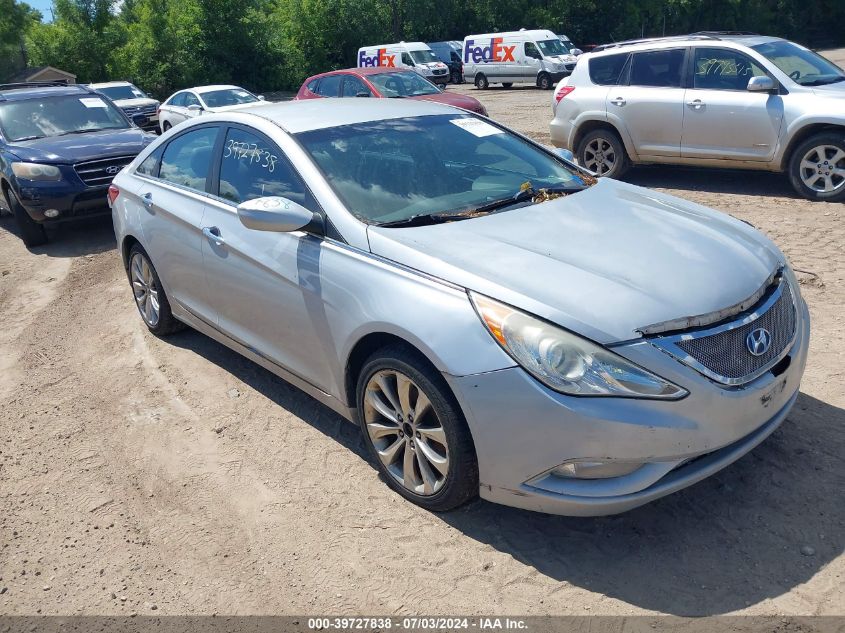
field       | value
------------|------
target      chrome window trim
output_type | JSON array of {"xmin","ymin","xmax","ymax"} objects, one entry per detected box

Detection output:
[{"xmin": 649, "ymin": 274, "xmax": 798, "ymax": 387}]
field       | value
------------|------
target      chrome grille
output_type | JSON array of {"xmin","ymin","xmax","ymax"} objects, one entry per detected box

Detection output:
[
  {"xmin": 74, "ymin": 155, "xmax": 135, "ymax": 187},
  {"xmin": 122, "ymin": 104, "xmax": 157, "ymax": 116},
  {"xmin": 650, "ymin": 276, "xmax": 797, "ymax": 386}
]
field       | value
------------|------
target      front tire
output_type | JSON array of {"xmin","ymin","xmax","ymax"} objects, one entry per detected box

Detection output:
[
  {"xmin": 474, "ymin": 74, "xmax": 489, "ymax": 90},
  {"xmin": 7, "ymin": 189, "xmax": 47, "ymax": 248},
  {"xmin": 537, "ymin": 73, "xmax": 553, "ymax": 90},
  {"xmin": 128, "ymin": 244, "xmax": 184, "ymax": 336},
  {"xmin": 787, "ymin": 132, "xmax": 845, "ymax": 201},
  {"xmin": 577, "ymin": 128, "xmax": 630, "ymax": 178},
  {"xmin": 356, "ymin": 345, "xmax": 478, "ymax": 512}
]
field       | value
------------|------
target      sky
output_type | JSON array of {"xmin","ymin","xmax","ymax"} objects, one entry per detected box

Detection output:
[{"xmin": 27, "ymin": 0, "xmax": 55, "ymax": 21}]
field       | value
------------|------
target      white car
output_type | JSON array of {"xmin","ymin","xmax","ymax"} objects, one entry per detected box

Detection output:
[
  {"xmin": 89, "ymin": 81, "xmax": 160, "ymax": 132},
  {"xmin": 157, "ymin": 85, "xmax": 265, "ymax": 133}
]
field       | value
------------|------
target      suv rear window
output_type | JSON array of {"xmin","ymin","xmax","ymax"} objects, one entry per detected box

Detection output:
[
  {"xmin": 589, "ymin": 54, "xmax": 629, "ymax": 85},
  {"xmin": 630, "ymin": 49, "xmax": 685, "ymax": 88}
]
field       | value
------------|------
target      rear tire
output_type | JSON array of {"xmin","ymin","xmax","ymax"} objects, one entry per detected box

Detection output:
[
  {"xmin": 787, "ymin": 131, "xmax": 845, "ymax": 202},
  {"xmin": 127, "ymin": 244, "xmax": 185, "ymax": 336},
  {"xmin": 537, "ymin": 73, "xmax": 553, "ymax": 90},
  {"xmin": 577, "ymin": 128, "xmax": 630, "ymax": 179},
  {"xmin": 7, "ymin": 189, "xmax": 47, "ymax": 248},
  {"xmin": 474, "ymin": 74, "xmax": 489, "ymax": 90},
  {"xmin": 356, "ymin": 344, "xmax": 478, "ymax": 512}
]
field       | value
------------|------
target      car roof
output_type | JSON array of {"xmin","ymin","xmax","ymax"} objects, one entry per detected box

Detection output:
[
  {"xmin": 590, "ymin": 33, "xmax": 784, "ymax": 55},
  {"xmin": 0, "ymin": 83, "xmax": 93, "ymax": 102},
  {"xmin": 230, "ymin": 98, "xmax": 461, "ymax": 134},
  {"xmin": 89, "ymin": 81, "xmax": 135, "ymax": 88},
  {"xmin": 314, "ymin": 67, "xmax": 421, "ymax": 79},
  {"xmin": 192, "ymin": 84, "xmax": 245, "ymax": 94}
]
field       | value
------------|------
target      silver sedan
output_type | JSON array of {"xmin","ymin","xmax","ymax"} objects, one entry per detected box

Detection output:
[{"xmin": 110, "ymin": 99, "xmax": 809, "ymax": 515}]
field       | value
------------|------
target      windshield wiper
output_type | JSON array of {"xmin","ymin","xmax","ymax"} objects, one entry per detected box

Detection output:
[
  {"xmin": 376, "ymin": 213, "xmax": 452, "ymax": 228},
  {"xmin": 57, "ymin": 127, "xmax": 114, "ymax": 136},
  {"xmin": 801, "ymin": 76, "xmax": 845, "ymax": 86},
  {"xmin": 11, "ymin": 135, "xmax": 46, "ymax": 141}
]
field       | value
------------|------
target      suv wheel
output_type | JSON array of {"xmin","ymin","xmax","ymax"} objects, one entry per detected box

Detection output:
[
  {"xmin": 577, "ymin": 129, "xmax": 630, "ymax": 178},
  {"xmin": 788, "ymin": 132, "xmax": 845, "ymax": 202},
  {"xmin": 356, "ymin": 344, "xmax": 478, "ymax": 512},
  {"xmin": 474, "ymin": 74, "xmax": 489, "ymax": 90},
  {"xmin": 537, "ymin": 73, "xmax": 552, "ymax": 90},
  {"xmin": 7, "ymin": 188, "xmax": 47, "ymax": 247},
  {"xmin": 128, "ymin": 244, "xmax": 185, "ymax": 336}
]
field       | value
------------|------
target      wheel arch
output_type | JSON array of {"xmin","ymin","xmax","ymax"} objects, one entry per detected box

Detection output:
[
  {"xmin": 780, "ymin": 123, "xmax": 845, "ymax": 171},
  {"xmin": 572, "ymin": 118, "xmax": 634, "ymax": 161},
  {"xmin": 120, "ymin": 234, "xmax": 142, "ymax": 270}
]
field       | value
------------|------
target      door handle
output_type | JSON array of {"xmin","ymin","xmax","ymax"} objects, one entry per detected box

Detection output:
[
  {"xmin": 687, "ymin": 99, "xmax": 705, "ymax": 109},
  {"xmin": 141, "ymin": 192, "xmax": 153, "ymax": 210},
  {"xmin": 610, "ymin": 97, "xmax": 626, "ymax": 106},
  {"xmin": 202, "ymin": 226, "xmax": 225, "ymax": 246}
]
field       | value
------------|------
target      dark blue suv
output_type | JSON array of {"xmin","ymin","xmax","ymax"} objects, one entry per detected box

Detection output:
[{"xmin": 0, "ymin": 82, "xmax": 155, "ymax": 246}]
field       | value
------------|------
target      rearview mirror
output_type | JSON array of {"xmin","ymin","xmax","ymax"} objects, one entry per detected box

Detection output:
[
  {"xmin": 237, "ymin": 196, "xmax": 317, "ymax": 233},
  {"xmin": 747, "ymin": 76, "xmax": 776, "ymax": 92}
]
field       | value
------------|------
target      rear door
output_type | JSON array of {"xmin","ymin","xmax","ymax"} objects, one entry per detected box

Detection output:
[
  {"xmin": 681, "ymin": 46, "xmax": 784, "ymax": 161},
  {"xmin": 134, "ymin": 124, "xmax": 221, "ymax": 321},
  {"xmin": 200, "ymin": 124, "xmax": 334, "ymax": 390},
  {"xmin": 611, "ymin": 48, "xmax": 687, "ymax": 157}
]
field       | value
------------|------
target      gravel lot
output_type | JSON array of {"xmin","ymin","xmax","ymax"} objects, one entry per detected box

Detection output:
[{"xmin": 1, "ymin": 51, "xmax": 843, "ymax": 617}]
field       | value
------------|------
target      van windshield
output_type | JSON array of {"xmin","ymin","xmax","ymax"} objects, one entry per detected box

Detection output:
[
  {"xmin": 410, "ymin": 50, "xmax": 439, "ymax": 64},
  {"xmin": 537, "ymin": 39, "xmax": 568, "ymax": 57}
]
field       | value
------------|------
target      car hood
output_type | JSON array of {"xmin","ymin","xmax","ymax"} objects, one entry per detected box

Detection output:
[
  {"xmin": 112, "ymin": 97, "xmax": 158, "ymax": 108},
  {"xmin": 411, "ymin": 92, "xmax": 485, "ymax": 113},
  {"xmin": 367, "ymin": 178, "xmax": 782, "ymax": 344},
  {"xmin": 7, "ymin": 128, "xmax": 155, "ymax": 164},
  {"xmin": 811, "ymin": 80, "xmax": 845, "ymax": 95}
]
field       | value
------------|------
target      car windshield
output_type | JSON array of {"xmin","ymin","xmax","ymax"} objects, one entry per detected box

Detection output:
[
  {"xmin": 369, "ymin": 72, "xmax": 440, "ymax": 97},
  {"xmin": 295, "ymin": 114, "xmax": 585, "ymax": 225},
  {"xmin": 537, "ymin": 38, "xmax": 568, "ymax": 57},
  {"xmin": 0, "ymin": 94, "xmax": 129, "ymax": 141},
  {"xmin": 200, "ymin": 88, "xmax": 259, "ymax": 108},
  {"xmin": 752, "ymin": 41, "xmax": 845, "ymax": 86},
  {"xmin": 410, "ymin": 49, "xmax": 439, "ymax": 64},
  {"xmin": 96, "ymin": 84, "xmax": 148, "ymax": 100}
]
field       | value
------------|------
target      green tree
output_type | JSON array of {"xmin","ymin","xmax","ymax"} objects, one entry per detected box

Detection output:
[{"xmin": 0, "ymin": 0, "xmax": 41, "ymax": 79}]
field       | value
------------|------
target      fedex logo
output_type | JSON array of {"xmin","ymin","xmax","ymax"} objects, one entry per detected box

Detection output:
[
  {"xmin": 464, "ymin": 38, "xmax": 516, "ymax": 63},
  {"xmin": 359, "ymin": 48, "xmax": 396, "ymax": 67}
]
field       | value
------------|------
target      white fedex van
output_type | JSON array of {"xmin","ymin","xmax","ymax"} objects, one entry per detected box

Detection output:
[
  {"xmin": 357, "ymin": 42, "xmax": 450, "ymax": 86},
  {"xmin": 462, "ymin": 29, "xmax": 578, "ymax": 90}
]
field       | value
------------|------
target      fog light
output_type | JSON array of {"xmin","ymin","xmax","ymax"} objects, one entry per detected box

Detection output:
[
  {"xmin": 44, "ymin": 209, "xmax": 60, "ymax": 218},
  {"xmin": 552, "ymin": 461, "xmax": 643, "ymax": 480}
]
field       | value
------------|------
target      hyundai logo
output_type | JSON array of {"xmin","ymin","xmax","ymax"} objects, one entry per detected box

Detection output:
[
  {"xmin": 746, "ymin": 327, "xmax": 772, "ymax": 356},
  {"xmin": 105, "ymin": 165, "xmax": 122, "ymax": 175}
]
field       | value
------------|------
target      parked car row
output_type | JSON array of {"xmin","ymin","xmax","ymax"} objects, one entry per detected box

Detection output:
[{"xmin": 549, "ymin": 32, "xmax": 845, "ymax": 201}]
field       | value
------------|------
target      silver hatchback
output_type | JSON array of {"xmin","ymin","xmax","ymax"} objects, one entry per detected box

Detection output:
[
  {"xmin": 111, "ymin": 99, "xmax": 809, "ymax": 516},
  {"xmin": 550, "ymin": 33, "xmax": 845, "ymax": 201}
]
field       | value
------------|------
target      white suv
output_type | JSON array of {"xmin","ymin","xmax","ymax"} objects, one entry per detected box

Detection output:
[{"xmin": 550, "ymin": 32, "xmax": 845, "ymax": 201}]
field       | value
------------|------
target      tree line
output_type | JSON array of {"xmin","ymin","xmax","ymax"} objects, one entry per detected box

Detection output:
[{"xmin": 2, "ymin": 0, "xmax": 844, "ymax": 97}]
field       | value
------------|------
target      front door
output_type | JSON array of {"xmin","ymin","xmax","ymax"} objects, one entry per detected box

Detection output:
[
  {"xmin": 522, "ymin": 41, "xmax": 542, "ymax": 83},
  {"xmin": 200, "ymin": 124, "xmax": 334, "ymax": 391},
  {"xmin": 681, "ymin": 47, "xmax": 784, "ymax": 161}
]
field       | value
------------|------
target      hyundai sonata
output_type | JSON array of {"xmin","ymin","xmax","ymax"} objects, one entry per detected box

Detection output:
[{"xmin": 110, "ymin": 99, "xmax": 809, "ymax": 515}]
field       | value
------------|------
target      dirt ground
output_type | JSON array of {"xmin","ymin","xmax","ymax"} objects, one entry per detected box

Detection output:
[{"xmin": 1, "ymin": 52, "xmax": 843, "ymax": 618}]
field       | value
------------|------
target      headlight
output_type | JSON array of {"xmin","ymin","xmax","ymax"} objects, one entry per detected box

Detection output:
[
  {"xmin": 12, "ymin": 162, "xmax": 63, "ymax": 181},
  {"xmin": 471, "ymin": 293, "xmax": 687, "ymax": 399}
]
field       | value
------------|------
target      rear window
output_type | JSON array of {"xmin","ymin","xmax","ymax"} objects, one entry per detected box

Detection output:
[{"xmin": 589, "ymin": 54, "xmax": 629, "ymax": 85}]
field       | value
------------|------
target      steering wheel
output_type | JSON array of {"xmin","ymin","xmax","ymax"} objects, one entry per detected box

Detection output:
[{"xmin": 789, "ymin": 69, "xmax": 802, "ymax": 81}]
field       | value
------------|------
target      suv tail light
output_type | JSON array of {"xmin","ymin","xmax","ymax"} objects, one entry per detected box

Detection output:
[
  {"xmin": 554, "ymin": 85, "xmax": 575, "ymax": 103},
  {"xmin": 107, "ymin": 184, "xmax": 119, "ymax": 207}
]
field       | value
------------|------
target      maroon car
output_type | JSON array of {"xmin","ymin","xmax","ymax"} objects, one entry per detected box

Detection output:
[{"xmin": 295, "ymin": 68, "xmax": 488, "ymax": 116}]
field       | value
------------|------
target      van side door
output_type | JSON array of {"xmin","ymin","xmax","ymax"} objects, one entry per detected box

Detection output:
[{"xmin": 523, "ymin": 41, "xmax": 543, "ymax": 83}]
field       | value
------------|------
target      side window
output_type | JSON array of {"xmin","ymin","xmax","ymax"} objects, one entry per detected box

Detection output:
[
  {"xmin": 184, "ymin": 92, "xmax": 201, "ymax": 107},
  {"xmin": 693, "ymin": 47, "xmax": 769, "ymax": 91},
  {"xmin": 159, "ymin": 127, "xmax": 218, "ymax": 191},
  {"xmin": 341, "ymin": 76, "xmax": 371, "ymax": 97},
  {"xmin": 525, "ymin": 42, "xmax": 541, "ymax": 59},
  {"xmin": 589, "ymin": 54, "xmax": 629, "ymax": 85},
  {"xmin": 306, "ymin": 79, "xmax": 320, "ymax": 93},
  {"xmin": 169, "ymin": 92, "xmax": 186, "ymax": 107},
  {"xmin": 316, "ymin": 75, "xmax": 341, "ymax": 97},
  {"xmin": 450, "ymin": 51, "xmax": 461, "ymax": 63},
  {"xmin": 218, "ymin": 127, "xmax": 318, "ymax": 212},
  {"xmin": 630, "ymin": 49, "xmax": 685, "ymax": 88},
  {"xmin": 136, "ymin": 146, "xmax": 164, "ymax": 177},
  {"xmin": 401, "ymin": 52, "xmax": 414, "ymax": 66}
]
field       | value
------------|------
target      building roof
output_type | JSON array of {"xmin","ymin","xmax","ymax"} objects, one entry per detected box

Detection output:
[{"xmin": 6, "ymin": 66, "xmax": 77, "ymax": 83}]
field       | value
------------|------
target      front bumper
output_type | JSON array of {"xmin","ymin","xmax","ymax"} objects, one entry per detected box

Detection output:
[
  {"xmin": 445, "ymin": 297, "xmax": 810, "ymax": 516},
  {"xmin": 16, "ymin": 180, "xmax": 111, "ymax": 223}
]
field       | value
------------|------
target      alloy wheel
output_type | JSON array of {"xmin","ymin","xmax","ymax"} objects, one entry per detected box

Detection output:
[
  {"xmin": 799, "ymin": 144, "xmax": 845, "ymax": 193},
  {"xmin": 583, "ymin": 137, "xmax": 617, "ymax": 175},
  {"xmin": 363, "ymin": 369, "xmax": 450, "ymax": 496},
  {"xmin": 130, "ymin": 252, "xmax": 161, "ymax": 327}
]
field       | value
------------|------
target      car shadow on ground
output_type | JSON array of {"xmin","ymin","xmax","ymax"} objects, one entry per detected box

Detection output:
[
  {"xmin": 0, "ymin": 213, "xmax": 116, "ymax": 257},
  {"xmin": 159, "ymin": 328, "xmax": 843, "ymax": 616},
  {"xmin": 624, "ymin": 165, "xmax": 799, "ymax": 199}
]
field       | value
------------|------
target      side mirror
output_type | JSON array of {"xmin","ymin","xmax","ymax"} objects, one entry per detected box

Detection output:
[
  {"xmin": 355, "ymin": 92, "xmax": 371, "ymax": 97},
  {"xmin": 187, "ymin": 104, "xmax": 203, "ymax": 113},
  {"xmin": 572, "ymin": 48, "xmax": 583, "ymax": 56},
  {"xmin": 258, "ymin": 95, "xmax": 266, "ymax": 101},
  {"xmin": 237, "ymin": 196, "xmax": 318, "ymax": 233},
  {"xmin": 747, "ymin": 75, "xmax": 776, "ymax": 92},
  {"xmin": 131, "ymin": 113, "xmax": 148, "ymax": 127}
]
